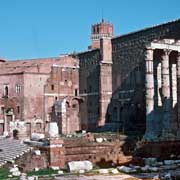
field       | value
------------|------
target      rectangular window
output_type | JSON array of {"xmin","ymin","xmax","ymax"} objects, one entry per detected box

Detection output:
[
  {"xmin": 74, "ymin": 89, "xmax": 78, "ymax": 96},
  {"xmin": 3, "ymin": 84, "xmax": 9, "ymax": 97},
  {"xmin": 16, "ymin": 84, "xmax": 21, "ymax": 94},
  {"xmin": 51, "ymin": 84, "xmax": 54, "ymax": 90}
]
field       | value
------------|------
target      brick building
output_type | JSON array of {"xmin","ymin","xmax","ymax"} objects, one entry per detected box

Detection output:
[
  {"xmin": 1, "ymin": 18, "xmax": 180, "ymax": 140},
  {"xmin": 0, "ymin": 55, "xmax": 81, "ymax": 138}
]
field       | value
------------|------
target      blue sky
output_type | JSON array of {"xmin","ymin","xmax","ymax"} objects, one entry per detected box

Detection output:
[{"xmin": 0, "ymin": 0, "xmax": 179, "ymax": 60}]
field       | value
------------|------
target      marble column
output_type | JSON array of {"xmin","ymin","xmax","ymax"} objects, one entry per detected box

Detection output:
[
  {"xmin": 157, "ymin": 63, "xmax": 162, "ymax": 106},
  {"xmin": 177, "ymin": 52, "xmax": 180, "ymax": 129},
  {"xmin": 171, "ymin": 64, "xmax": 177, "ymax": 107},
  {"xmin": 161, "ymin": 49, "xmax": 172, "ymax": 137},
  {"xmin": 144, "ymin": 48, "xmax": 155, "ymax": 140}
]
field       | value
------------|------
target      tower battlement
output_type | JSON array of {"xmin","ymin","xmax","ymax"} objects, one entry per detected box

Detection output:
[{"xmin": 89, "ymin": 19, "xmax": 114, "ymax": 49}]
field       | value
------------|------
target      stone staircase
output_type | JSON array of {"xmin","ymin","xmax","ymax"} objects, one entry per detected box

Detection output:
[{"xmin": 0, "ymin": 138, "xmax": 32, "ymax": 167}]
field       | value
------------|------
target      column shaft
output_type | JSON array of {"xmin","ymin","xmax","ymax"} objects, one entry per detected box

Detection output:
[
  {"xmin": 161, "ymin": 50, "xmax": 171, "ymax": 136},
  {"xmin": 171, "ymin": 64, "xmax": 177, "ymax": 107},
  {"xmin": 157, "ymin": 63, "xmax": 162, "ymax": 106},
  {"xmin": 177, "ymin": 52, "xmax": 180, "ymax": 128},
  {"xmin": 145, "ymin": 48, "xmax": 155, "ymax": 138}
]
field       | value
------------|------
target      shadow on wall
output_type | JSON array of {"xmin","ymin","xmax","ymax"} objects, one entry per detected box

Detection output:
[{"xmin": 96, "ymin": 60, "xmax": 146, "ymax": 139}]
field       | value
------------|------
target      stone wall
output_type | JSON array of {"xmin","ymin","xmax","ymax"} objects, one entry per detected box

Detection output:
[
  {"xmin": 136, "ymin": 140, "xmax": 180, "ymax": 159},
  {"xmin": 78, "ymin": 49, "xmax": 100, "ymax": 130},
  {"xmin": 78, "ymin": 19, "xmax": 180, "ymax": 134},
  {"xmin": 48, "ymin": 135, "xmax": 134, "ymax": 168},
  {"xmin": 15, "ymin": 149, "xmax": 49, "ymax": 172},
  {"xmin": 0, "ymin": 55, "xmax": 79, "ymax": 138},
  {"xmin": 109, "ymin": 19, "xmax": 180, "ymax": 135}
]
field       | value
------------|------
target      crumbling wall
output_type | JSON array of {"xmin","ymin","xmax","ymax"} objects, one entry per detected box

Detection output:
[{"xmin": 48, "ymin": 135, "xmax": 134, "ymax": 168}]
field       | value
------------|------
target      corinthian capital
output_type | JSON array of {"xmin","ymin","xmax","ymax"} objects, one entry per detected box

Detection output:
[
  {"xmin": 163, "ymin": 49, "xmax": 172, "ymax": 56},
  {"xmin": 145, "ymin": 48, "xmax": 153, "ymax": 61}
]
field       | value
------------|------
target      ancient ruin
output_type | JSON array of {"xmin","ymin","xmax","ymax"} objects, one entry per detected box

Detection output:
[
  {"xmin": 0, "ymin": 18, "xmax": 180, "ymax": 179},
  {"xmin": 0, "ymin": 18, "xmax": 180, "ymax": 141}
]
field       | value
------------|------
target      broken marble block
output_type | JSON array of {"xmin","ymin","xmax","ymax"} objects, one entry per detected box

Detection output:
[
  {"xmin": 117, "ymin": 166, "xmax": 136, "ymax": 173},
  {"xmin": 68, "ymin": 161, "xmax": 93, "ymax": 172}
]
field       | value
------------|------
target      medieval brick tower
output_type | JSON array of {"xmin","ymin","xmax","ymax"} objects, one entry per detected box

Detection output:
[
  {"xmin": 79, "ymin": 19, "xmax": 114, "ymax": 130},
  {"xmin": 98, "ymin": 37, "xmax": 113, "ymax": 126},
  {"xmin": 90, "ymin": 19, "xmax": 114, "ymax": 49}
]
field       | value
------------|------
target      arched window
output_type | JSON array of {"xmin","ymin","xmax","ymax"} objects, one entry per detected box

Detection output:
[{"xmin": 4, "ymin": 86, "xmax": 8, "ymax": 97}]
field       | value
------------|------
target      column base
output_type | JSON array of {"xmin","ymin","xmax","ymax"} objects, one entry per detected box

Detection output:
[{"xmin": 143, "ymin": 132, "xmax": 159, "ymax": 142}]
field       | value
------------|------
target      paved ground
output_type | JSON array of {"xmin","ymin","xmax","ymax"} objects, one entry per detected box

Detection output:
[{"xmin": 54, "ymin": 174, "xmax": 137, "ymax": 180}]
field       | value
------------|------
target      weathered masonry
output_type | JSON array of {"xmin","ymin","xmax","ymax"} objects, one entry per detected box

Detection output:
[
  {"xmin": 78, "ymin": 19, "xmax": 180, "ymax": 139},
  {"xmin": 0, "ymin": 56, "xmax": 81, "ymax": 138},
  {"xmin": 0, "ymin": 18, "xmax": 180, "ymax": 140},
  {"xmin": 144, "ymin": 39, "xmax": 180, "ymax": 140}
]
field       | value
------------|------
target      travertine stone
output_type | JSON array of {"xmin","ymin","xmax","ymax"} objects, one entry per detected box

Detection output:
[
  {"xmin": 177, "ymin": 52, "xmax": 180, "ymax": 130},
  {"xmin": 171, "ymin": 64, "xmax": 177, "ymax": 107},
  {"xmin": 144, "ymin": 48, "xmax": 155, "ymax": 140},
  {"xmin": 157, "ymin": 63, "xmax": 162, "ymax": 106},
  {"xmin": 48, "ymin": 122, "xmax": 59, "ymax": 137},
  {"xmin": 161, "ymin": 50, "xmax": 172, "ymax": 137}
]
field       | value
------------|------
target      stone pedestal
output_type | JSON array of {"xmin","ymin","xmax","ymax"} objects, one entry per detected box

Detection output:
[{"xmin": 48, "ymin": 122, "xmax": 59, "ymax": 138}]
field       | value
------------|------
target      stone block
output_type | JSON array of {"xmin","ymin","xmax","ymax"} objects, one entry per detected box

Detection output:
[
  {"xmin": 12, "ymin": 170, "xmax": 21, "ymax": 176},
  {"xmin": 48, "ymin": 122, "xmax": 59, "ymax": 137},
  {"xmin": 117, "ymin": 166, "xmax": 136, "ymax": 173},
  {"xmin": 34, "ymin": 150, "xmax": 41, "ymax": 156},
  {"xmin": 96, "ymin": 138, "xmax": 103, "ymax": 143},
  {"xmin": 111, "ymin": 168, "xmax": 119, "ymax": 174},
  {"xmin": 79, "ymin": 169, "xmax": 85, "ymax": 174},
  {"xmin": 68, "ymin": 161, "xmax": 93, "ymax": 172},
  {"xmin": 149, "ymin": 167, "xmax": 159, "ymax": 172},
  {"xmin": 164, "ymin": 160, "xmax": 175, "ymax": 165},
  {"xmin": 31, "ymin": 133, "xmax": 45, "ymax": 141},
  {"xmin": 9, "ymin": 167, "xmax": 19, "ymax": 173},
  {"xmin": 98, "ymin": 169, "xmax": 109, "ymax": 174},
  {"xmin": 51, "ymin": 166, "xmax": 60, "ymax": 170},
  {"xmin": 144, "ymin": 157, "xmax": 157, "ymax": 166},
  {"xmin": 58, "ymin": 170, "xmax": 64, "ymax": 175}
]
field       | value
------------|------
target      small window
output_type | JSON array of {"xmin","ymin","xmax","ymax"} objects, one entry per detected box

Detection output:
[
  {"xmin": 4, "ymin": 85, "xmax": 9, "ymax": 97},
  {"xmin": 51, "ymin": 84, "xmax": 54, "ymax": 90},
  {"xmin": 16, "ymin": 84, "xmax": 21, "ymax": 94},
  {"xmin": 17, "ymin": 106, "xmax": 20, "ymax": 114},
  {"xmin": 74, "ymin": 89, "xmax": 78, "ymax": 96}
]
